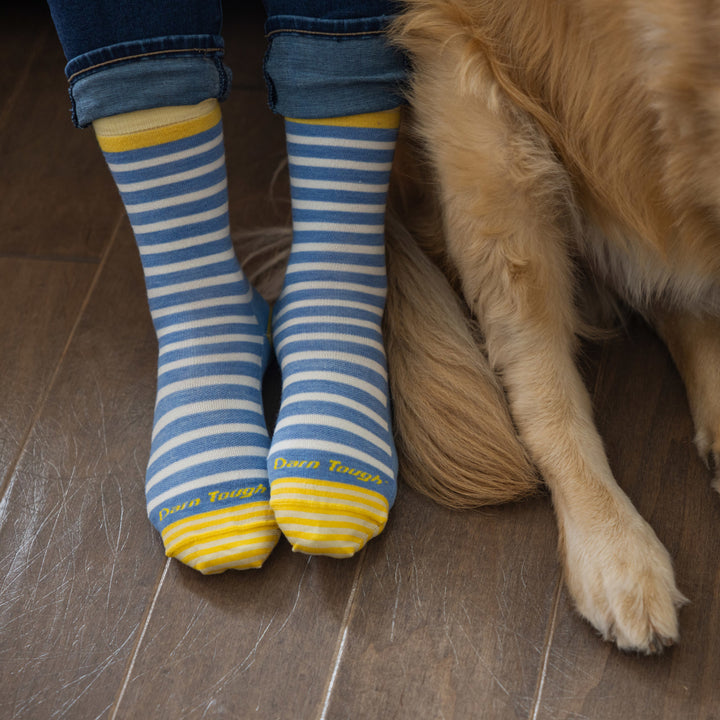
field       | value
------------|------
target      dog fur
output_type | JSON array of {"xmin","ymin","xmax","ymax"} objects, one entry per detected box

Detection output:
[{"xmin": 382, "ymin": 0, "xmax": 720, "ymax": 653}]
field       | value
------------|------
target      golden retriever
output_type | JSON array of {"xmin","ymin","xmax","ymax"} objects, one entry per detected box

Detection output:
[{"xmin": 381, "ymin": 0, "xmax": 720, "ymax": 653}]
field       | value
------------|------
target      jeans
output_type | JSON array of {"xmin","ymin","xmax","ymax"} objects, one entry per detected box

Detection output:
[
  {"xmin": 46, "ymin": 0, "xmax": 405, "ymax": 128},
  {"xmin": 262, "ymin": 0, "xmax": 405, "ymax": 118}
]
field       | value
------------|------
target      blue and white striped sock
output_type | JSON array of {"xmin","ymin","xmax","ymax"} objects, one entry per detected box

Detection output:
[
  {"xmin": 95, "ymin": 100, "xmax": 280, "ymax": 573},
  {"xmin": 268, "ymin": 109, "xmax": 400, "ymax": 558}
]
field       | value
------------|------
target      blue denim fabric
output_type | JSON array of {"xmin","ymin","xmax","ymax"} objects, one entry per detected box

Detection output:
[
  {"xmin": 46, "ymin": 0, "xmax": 406, "ymax": 127},
  {"xmin": 69, "ymin": 50, "xmax": 230, "ymax": 129},
  {"xmin": 263, "ymin": 1, "xmax": 396, "ymax": 20},
  {"xmin": 262, "ymin": 1, "xmax": 406, "ymax": 118},
  {"xmin": 46, "ymin": 0, "xmax": 230, "ymax": 127}
]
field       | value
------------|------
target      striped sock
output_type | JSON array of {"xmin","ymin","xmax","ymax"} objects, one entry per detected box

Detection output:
[
  {"xmin": 268, "ymin": 109, "xmax": 400, "ymax": 558},
  {"xmin": 94, "ymin": 99, "xmax": 280, "ymax": 573}
]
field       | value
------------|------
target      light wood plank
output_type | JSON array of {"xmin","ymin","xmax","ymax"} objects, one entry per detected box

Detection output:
[
  {"xmin": 321, "ymin": 486, "xmax": 561, "ymax": 720},
  {"xmin": 111, "ymin": 547, "xmax": 362, "ymax": 719}
]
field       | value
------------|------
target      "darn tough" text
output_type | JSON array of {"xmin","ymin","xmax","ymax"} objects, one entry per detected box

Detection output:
[
  {"xmin": 273, "ymin": 457, "xmax": 384, "ymax": 485},
  {"xmin": 158, "ymin": 483, "xmax": 267, "ymax": 522}
]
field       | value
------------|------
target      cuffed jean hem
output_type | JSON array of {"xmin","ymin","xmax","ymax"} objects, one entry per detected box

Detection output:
[
  {"xmin": 66, "ymin": 35, "xmax": 231, "ymax": 128},
  {"xmin": 263, "ymin": 16, "xmax": 406, "ymax": 119}
]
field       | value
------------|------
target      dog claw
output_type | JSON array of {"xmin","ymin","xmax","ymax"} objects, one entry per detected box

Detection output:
[
  {"xmin": 705, "ymin": 450, "xmax": 715, "ymax": 473},
  {"xmin": 647, "ymin": 632, "xmax": 676, "ymax": 654},
  {"xmin": 712, "ymin": 475, "xmax": 720, "ymax": 495},
  {"xmin": 614, "ymin": 629, "xmax": 676, "ymax": 655},
  {"xmin": 647, "ymin": 635, "xmax": 671, "ymax": 655},
  {"xmin": 700, "ymin": 450, "xmax": 720, "ymax": 495},
  {"xmin": 612, "ymin": 627, "xmax": 678, "ymax": 655},
  {"xmin": 691, "ymin": 432, "xmax": 720, "ymax": 493}
]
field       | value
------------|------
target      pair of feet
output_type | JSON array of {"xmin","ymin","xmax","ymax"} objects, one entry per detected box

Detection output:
[
  {"xmin": 150, "ymin": 282, "xmax": 397, "ymax": 574},
  {"xmin": 95, "ymin": 100, "xmax": 399, "ymax": 573}
]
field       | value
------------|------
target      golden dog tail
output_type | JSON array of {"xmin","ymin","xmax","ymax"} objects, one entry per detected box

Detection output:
[{"xmin": 384, "ymin": 136, "xmax": 539, "ymax": 508}]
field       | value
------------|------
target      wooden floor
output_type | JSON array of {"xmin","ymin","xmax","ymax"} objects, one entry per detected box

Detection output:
[{"xmin": 2, "ymin": 3, "xmax": 720, "ymax": 719}]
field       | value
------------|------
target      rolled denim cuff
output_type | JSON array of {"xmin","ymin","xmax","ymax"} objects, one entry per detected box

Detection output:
[
  {"xmin": 263, "ymin": 16, "xmax": 406, "ymax": 119},
  {"xmin": 66, "ymin": 35, "xmax": 231, "ymax": 128}
]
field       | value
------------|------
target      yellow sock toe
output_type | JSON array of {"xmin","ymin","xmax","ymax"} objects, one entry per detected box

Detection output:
[
  {"xmin": 270, "ymin": 478, "xmax": 389, "ymax": 558},
  {"xmin": 161, "ymin": 502, "xmax": 281, "ymax": 574}
]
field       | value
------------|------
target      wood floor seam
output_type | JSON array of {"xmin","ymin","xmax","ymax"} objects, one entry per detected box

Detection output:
[
  {"xmin": 0, "ymin": 252, "xmax": 102, "ymax": 264},
  {"xmin": 108, "ymin": 558, "xmax": 172, "ymax": 720},
  {"xmin": 528, "ymin": 571, "xmax": 564, "ymax": 720},
  {"xmin": 317, "ymin": 549, "xmax": 368, "ymax": 720}
]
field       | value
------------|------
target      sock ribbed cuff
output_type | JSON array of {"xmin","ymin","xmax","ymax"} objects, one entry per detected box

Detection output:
[{"xmin": 94, "ymin": 99, "xmax": 221, "ymax": 151}]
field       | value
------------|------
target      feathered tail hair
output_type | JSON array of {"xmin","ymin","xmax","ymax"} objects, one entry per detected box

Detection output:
[{"xmin": 384, "ymin": 127, "xmax": 539, "ymax": 508}]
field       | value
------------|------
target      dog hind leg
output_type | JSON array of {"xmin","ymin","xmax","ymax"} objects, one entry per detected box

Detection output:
[{"xmin": 652, "ymin": 307, "xmax": 720, "ymax": 489}]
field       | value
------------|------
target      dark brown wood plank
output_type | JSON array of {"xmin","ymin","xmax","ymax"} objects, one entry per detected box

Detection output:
[
  {"xmin": 0, "ymin": 226, "xmax": 166, "ymax": 720},
  {"xmin": 0, "ymin": 258, "xmax": 97, "ymax": 487},
  {"xmin": 223, "ymin": 2, "xmax": 271, "ymax": 92},
  {"xmin": 224, "ymin": 88, "xmax": 291, "ymax": 240},
  {"xmin": 320, "ymin": 485, "xmax": 561, "ymax": 720},
  {"xmin": 0, "ymin": 10, "xmax": 120, "ymax": 260},
  {"xmin": 211, "ymin": 2, "xmax": 293, "ymax": 300},
  {"xmin": 111, "ymin": 547, "xmax": 362, "ymax": 719},
  {"xmin": 0, "ymin": 6, "xmax": 47, "ymax": 118},
  {"xmin": 534, "ymin": 320, "xmax": 720, "ymax": 720}
]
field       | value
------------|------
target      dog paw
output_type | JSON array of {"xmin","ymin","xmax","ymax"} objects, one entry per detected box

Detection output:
[
  {"xmin": 693, "ymin": 427, "xmax": 720, "ymax": 494},
  {"xmin": 564, "ymin": 517, "xmax": 687, "ymax": 653}
]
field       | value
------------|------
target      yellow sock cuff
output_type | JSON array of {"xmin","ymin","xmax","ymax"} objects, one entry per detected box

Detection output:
[
  {"xmin": 93, "ymin": 98, "xmax": 221, "ymax": 152},
  {"xmin": 286, "ymin": 107, "xmax": 401, "ymax": 129}
]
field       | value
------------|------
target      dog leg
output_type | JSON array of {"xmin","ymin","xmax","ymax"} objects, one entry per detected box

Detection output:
[
  {"xmin": 406, "ymin": 49, "xmax": 685, "ymax": 651},
  {"xmin": 652, "ymin": 307, "xmax": 720, "ymax": 488}
]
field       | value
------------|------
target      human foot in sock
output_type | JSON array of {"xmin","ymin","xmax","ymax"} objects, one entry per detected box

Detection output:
[
  {"xmin": 95, "ymin": 99, "xmax": 280, "ymax": 573},
  {"xmin": 268, "ymin": 109, "xmax": 400, "ymax": 558}
]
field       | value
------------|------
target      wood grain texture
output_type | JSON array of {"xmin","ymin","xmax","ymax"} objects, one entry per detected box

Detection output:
[
  {"xmin": 0, "ymin": 11, "xmax": 118, "ymax": 259},
  {"xmin": 3, "ymin": 4, "xmax": 720, "ymax": 720},
  {"xmin": 0, "ymin": 259, "xmax": 97, "ymax": 488},
  {"xmin": 321, "ymin": 490, "xmax": 561, "ymax": 720},
  {"xmin": 112, "ymin": 549, "xmax": 363, "ymax": 719},
  {"xmin": 0, "ymin": 225, "xmax": 165, "ymax": 720}
]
